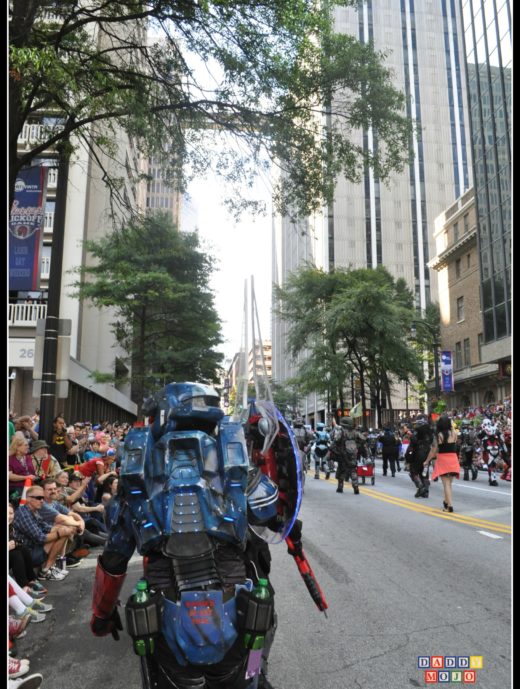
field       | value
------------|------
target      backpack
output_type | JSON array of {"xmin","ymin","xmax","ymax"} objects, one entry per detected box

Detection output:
[
  {"xmin": 343, "ymin": 430, "xmax": 359, "ymax": 460},
  {"xmin": 330, "ymin": 426, "xmax": 344, "ymax": 454},
  {"xmin": 382, "ymin": 429, "xmax": 397, "ymax": 448}
]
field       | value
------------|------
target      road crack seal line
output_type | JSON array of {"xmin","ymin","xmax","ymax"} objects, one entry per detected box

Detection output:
[
  {"xmin": 317, "ymin": 635, "xmax": 413, "ymax": 674},
  {"xmin": 301, "ymin": 539, "xmax": 354, "ymax": 584}
]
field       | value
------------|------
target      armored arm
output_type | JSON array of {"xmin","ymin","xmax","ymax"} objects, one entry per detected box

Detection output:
[
  {"xmin": 286, "ymin": 519, "xmax": 328, "ymax": 614},
  {"xmin": 91, "ymin": 496, "xmax": 136, "ymax": 639}
]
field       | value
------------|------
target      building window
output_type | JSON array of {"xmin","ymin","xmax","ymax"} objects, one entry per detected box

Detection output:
[
  {"xmin": 464, "ymin": 213, "xmax": 469, "ymax": 233},
  {"xmin": 456, "ymin": 296, "xmax": 465, "ymax": 322},
  {"xmin": 467, "ymin": 253, "xmax": 471, "ymax": 268},
  {"xmin": 455, "ymin": 258, "xmax": 461, "ymax": 278},
  {"xmin": 478, "ymin": 333, "xmax": 483, "ymax": 363},
  {"xmin": 455, "ymin": 341, "xmax": 463, "ymax": 370},
  {"xmin": 453, "ymin": 221, "xmax": 459, "ymax": 242},
  {"xmin": 463, "ymin": 338, "xmax": 471, "ymax": 367}
]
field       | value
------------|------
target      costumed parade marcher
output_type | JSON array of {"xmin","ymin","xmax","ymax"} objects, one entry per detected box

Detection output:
[
  {"xmin": 378, "ymin": 426, "xmax": 400, "ymax": 477},
  {"xmin": 330, "ymin": 417, "xmax": 368, "ymax": 495},
  {"xmin": 312, "ymin": 423, "xmax": 331, "ymax": 480},
  {"xmin": 404, "ymin": 416, "xmax": 433, "ymax": 498},
  {"xmin": 457, "ymin": 419, "xmax": 478, "ymax": 481},
  {"xmin": 90, "ymin": 382, "xmax": 327, "ymax": 689},
  {"xmin": 478, "ymin": 418, "xmax": 508, "ymax": 486}
]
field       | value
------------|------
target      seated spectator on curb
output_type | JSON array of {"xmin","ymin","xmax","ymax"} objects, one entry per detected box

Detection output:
[
  {"xmin": 9, "ymin": 437, "xmax": 37, "ymax": 506},
  {"xmin": 93, "ymin": 449, "xmax": 118, "ymax": 502},
  {"xmin": 12, "ymin": 485, "xmax": 72, "ymax": 581},
  {"xmin": 78, "ymin": 451, "xmax": 117, "ymax": 503},
  {"xmin": 9, "ymin": 575, "xmax": 52, "ymax": 622},
  {"xmin": 83, "ymin": 437, "xmax": 102, "ymax": 461},
  {"xmin": 67, "ymin": 425, "xmax": 88, "ymax": 463},
  {"xmin": 40, "ymin": 478, "xmax": 86, "ymax": 534},
  {"xmin": 13, "ymin": 416, "xmax": 39, "ymax": 447},
  {"xmin": 54, "ymin": 470, "xmax": 90, "ymax": 508},
  {"xmin": 67, "ymin": 473, "xmax": 108, "ymax": 546},
  {"xmin": 9, "ymin": 503, "xmax": 47, "ymax": 596},
  {"xmin": 100, "ymin": 475, "xmax": 119, "ymax": 506},
  {"xmin": 48, "ymin": 415, "xmax": 77, "ymax": 470},
  {"xmin": 30, "ymin": 440, "xmax": 61, "ymax": 481}
]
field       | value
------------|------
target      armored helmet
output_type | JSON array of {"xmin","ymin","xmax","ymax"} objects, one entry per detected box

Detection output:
[
  {"xmin": 413, "ymin": 414, "xmax": 429, "ymax": 429},
  {"xmin": 145, "ymin": 382, "xmax": 224, "ymax": 437},
  {"xmin": 340, "ymin": 417, "xmax": 354, "ymax": 429},
  {"xmin": 316, "ymin": 422, "xmax": 325, "ymax": 431}
]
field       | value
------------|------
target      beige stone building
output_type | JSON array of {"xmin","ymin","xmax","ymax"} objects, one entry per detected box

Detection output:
[{"xmin": 429, "ymin": 189, "xmax": 509, "ymax": 408}]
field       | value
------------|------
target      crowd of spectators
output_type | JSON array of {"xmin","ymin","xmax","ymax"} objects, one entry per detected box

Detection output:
[
  {"xmin": 7, "ymin": 398, "xmax": 511, "ymax": 685},
  {"xmin": 8, "ymin": 411, "xmax": 131, "ymax": 687}
]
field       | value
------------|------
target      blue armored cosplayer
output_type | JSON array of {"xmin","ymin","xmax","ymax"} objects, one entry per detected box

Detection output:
[{"xmin": 92, "ymin": 382, "xmax": 289, "ymax": 689}]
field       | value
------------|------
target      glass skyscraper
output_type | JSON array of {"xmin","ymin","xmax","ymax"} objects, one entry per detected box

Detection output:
[
  {"xmin": 460, "ymin": 0, "xmax": 511, "ymax": 347},
  {"xmin": 272, "ymin": 1, "xmax": 473, "ymax": 409}
]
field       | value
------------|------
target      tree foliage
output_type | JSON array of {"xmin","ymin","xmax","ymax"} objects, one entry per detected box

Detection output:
[
  {"xmin": 274, "ymin": 265, "xmax": 425, "ymax": 425},
  {"xmin": 68, "ymin": 211, "xmax": 223, "ymax": 407},
  {"xmin": 10, "ymin": 0, "xmax": 413, "ymax": 216}
]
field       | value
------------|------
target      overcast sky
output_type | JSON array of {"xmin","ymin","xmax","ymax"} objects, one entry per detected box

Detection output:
[{"xmin": 185, "ymin": 175, "xmax": 273, "ymax": 364}]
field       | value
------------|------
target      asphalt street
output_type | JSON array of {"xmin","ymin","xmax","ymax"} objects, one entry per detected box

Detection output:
[{"xmin": 15, "ymin": 462, "xmax": 511, "ymax": 689}]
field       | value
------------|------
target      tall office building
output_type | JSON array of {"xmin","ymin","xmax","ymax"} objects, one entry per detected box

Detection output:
[
  {"xmin": 272, "ymin": 1, "xmax": 472, "ymax": 419},
  {"xmin": 460, "ymin": 0, "xmax": 511, "ymax": 365}
]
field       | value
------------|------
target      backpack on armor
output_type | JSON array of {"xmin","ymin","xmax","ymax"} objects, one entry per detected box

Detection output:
[{"xmin": 343, "ymin": 430, "xmax": 359, "ymax": 461}]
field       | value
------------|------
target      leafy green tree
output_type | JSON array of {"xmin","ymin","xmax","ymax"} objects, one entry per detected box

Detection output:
[
  {"xmin": 69, "ymin": 211, "xmax": 223, "ymax": 409},
  {"xmin": 9, "ymin": 1, "xmax": 412, "ymax": 215},
  {"xmin": 271, "ymin": 379, "xmax": 304, "ymax": 420},
  {"xmin": 275, "ymin": 265, "xmax": 423, "ymax": 427},
  {"xmin": 273, "ymin": 265, "xmax": 351, "ymax": 418},
  {"xmin": 328, "ymin": 268, "xmax": 423, "ymax": 423},
  {"xmin": 410, "ymin": 301, "xmax": 442, "ymax": 409}
]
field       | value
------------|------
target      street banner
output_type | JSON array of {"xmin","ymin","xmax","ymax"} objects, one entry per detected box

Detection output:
[
  {"xmin": 9, "ymin": 165, "xmax": 48, "ymax": 291},
  {"xmin": 440, "ymin": 351, "xmax": 454, "ymax": 392},
  {"xmin": 350, "ymin": 401, "xmax": 363, "ymax": 418}
]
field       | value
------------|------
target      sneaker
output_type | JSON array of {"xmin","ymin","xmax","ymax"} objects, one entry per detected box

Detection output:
[
  {"xmin": 9, "ymin": 673, "xmax": 44, "ymax": 689},
  {"xmin": 28, "ymin": 600, "xmax": 53, "ymax": 613},
  {"xmin": 38, "ymin": 567, "xmax": 65, "ymax": 581},
  {"xmin": 24, "ymin": 608, "xmax": 46, "ymax": 623},
  {"xmin": 55, "ymin": 565, "xmax": 70, "ymax": 577},
  {"xmin": 9, "ymin": 657, "xmax": 30, "ymax": 679},
  {"xmin": 65, "ymin": 555, "xmax": 81, "ymax": 568},
  {"xmin": 28, "ymin": 589, "xmax": 47, "ymax": 600},
  {"xmin": 9, "ymin": 616, "xmax": 31, "ymax": 639},
  {"xmin": 30, "ymin": 581, "xmax": 46, "ymax": 592},
  {"xmin": 71, "ymin": 546, "xmax": 90, "ymax": 559}
]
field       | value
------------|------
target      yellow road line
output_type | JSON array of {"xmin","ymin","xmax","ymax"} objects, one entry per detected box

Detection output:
[
  {"xmin": 361, "ymin": 489, "xmax": 511, "ymax": 534},
  {"xmin": 363, "ymin": 487, "xmax": 510, "ymax": 528},
  {"xmin": 307, "ymin": 471, "xmax": 511, "ymax": 535}
]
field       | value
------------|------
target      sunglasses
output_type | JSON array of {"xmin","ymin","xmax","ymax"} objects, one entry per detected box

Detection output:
[{"xmin": 30, "ymin": 495, "xmax": 45, "ymax": 501}]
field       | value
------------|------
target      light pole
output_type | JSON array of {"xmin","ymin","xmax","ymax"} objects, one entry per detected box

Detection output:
[{"xmin": 39, "ymin": 143, "xmax": 70, "ymax": 444}]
